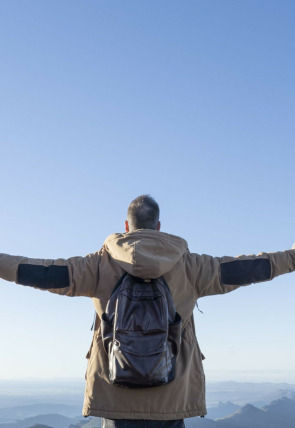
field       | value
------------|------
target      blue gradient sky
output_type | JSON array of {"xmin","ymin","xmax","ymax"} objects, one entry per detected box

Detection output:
[{"xmin": 0, "ymin": 0, "xmax": 295, "ymax": 381}]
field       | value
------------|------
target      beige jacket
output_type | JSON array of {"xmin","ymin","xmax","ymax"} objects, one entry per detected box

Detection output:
[{"xmin": 0, "ymin": 230, "xmax": 295, "ymax": 420}]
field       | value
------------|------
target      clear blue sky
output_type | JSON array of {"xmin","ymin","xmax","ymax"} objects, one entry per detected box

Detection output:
[{"xmin": 0, "ymin": 0, "xmax": 295, "ymax": 381}]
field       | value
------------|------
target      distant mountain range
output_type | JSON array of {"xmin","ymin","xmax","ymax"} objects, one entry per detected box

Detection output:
[
  {"xmin": 206, "ymin": 381, "xmax": 295, "ymax": 407},
  {"xmin": 27, "ymin": 425, "xmax": 54, "ymax": 428},
  {"xmin": 2, "ymin": 398, "xmax": 295, "ymax": 428},
  {"xmin": 0, "ymin": 404, "xmax": 81, "ymax": 423},
  {"xmin": 206, "ymin": 401, "xmax": 241, "ymax": 420},
  {"xmin": 185, "ymin": 396, "xmax": 295, "ymax": 428},
  {"xmin": 0, "ymin": 414, "xmax": 82, "ymax": 428}
]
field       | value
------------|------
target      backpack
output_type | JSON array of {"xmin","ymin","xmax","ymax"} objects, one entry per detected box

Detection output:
[{"xmin": 101, "ymin": 273, "xmax": 182, "ymax": 388}]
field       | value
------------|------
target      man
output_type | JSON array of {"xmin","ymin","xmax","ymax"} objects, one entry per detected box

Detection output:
[{"xmin": 1, "ymin": 195, "xmax": 295, "ymax": 428}]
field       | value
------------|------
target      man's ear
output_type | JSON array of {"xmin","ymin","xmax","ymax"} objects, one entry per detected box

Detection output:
[
  {"xmin": 156, "ymin": 221, "xmax": 161, "ymax": 231},
  {"xmin": 125, "ymin": 220, "xmax": 129, "ymax": 233}
]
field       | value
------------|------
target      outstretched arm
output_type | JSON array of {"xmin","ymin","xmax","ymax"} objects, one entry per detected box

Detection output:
[
  {"xmin": 0, "ymin": 251, "xmax": 101, "ymax": 297},
  {"xmin": 193, "ymin": 244, "xmax": 295, "ymax": 298}
]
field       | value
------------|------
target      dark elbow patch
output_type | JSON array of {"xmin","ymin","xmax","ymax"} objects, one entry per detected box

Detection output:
[
  {"xmin": 220, "ymin": 259, "xmax": 271, "ymax": 285},
  {"xmin": 18, "ymin": 264, "xmax": 70, "ymax": 289}
]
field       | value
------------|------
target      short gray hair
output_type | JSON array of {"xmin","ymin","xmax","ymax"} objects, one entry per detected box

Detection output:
[{"xmin": 127, "ymin": 195, "xmax": 160, "ymax": 231}]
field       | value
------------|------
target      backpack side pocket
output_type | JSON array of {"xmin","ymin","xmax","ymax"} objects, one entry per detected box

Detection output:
[{"xmin": 101, "ymin": 313, "xmax": 113, "ymax": 355}]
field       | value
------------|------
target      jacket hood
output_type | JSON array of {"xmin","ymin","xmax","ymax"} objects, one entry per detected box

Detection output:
[{"xmin": 104, "ymin": 229, "xmax": 188, "ymax": 279}]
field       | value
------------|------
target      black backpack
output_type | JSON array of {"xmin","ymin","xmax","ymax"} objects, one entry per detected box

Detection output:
[{"xmin": 101, "ymin": 273, "xmax": 182, "ymax": 388}]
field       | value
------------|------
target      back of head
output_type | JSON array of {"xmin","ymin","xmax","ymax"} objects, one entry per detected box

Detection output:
[{"xmin": 127, "ymin": 195, "xmax": 160, "ymax": 231}]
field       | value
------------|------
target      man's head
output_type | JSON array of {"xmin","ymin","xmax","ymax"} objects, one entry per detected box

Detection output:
[{"xmin": 125, "ymin": 195, "xmax": 160, "ymax": 233}]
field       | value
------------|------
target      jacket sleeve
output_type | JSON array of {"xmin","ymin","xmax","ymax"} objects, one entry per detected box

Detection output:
[
  {"xmin": 0, "ymin": 251, "xmax": 101, "ymax": 297},
  {"xmin": 193, "ymin": 245, "xmax": 295, "ymax": 298}
]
